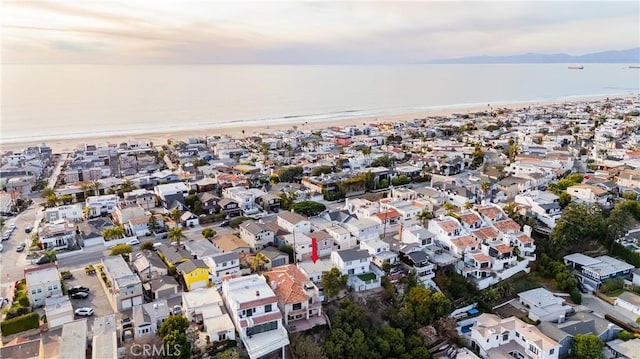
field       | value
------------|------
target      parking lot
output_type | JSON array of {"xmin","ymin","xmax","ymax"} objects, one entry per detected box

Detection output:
[{"xmin": 63, "ymin": 267, "xmax": 117, "ymax": 329}]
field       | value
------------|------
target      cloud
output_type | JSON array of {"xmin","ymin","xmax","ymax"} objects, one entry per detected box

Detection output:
[{"xmin": 2, "ymin": 1, "xmax": 638, "ymax": 64}]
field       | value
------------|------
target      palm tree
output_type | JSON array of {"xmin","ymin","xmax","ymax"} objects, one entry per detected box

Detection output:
[
  {"xmin": 167, "ymin": 227, "xmax": 184, "ymax": 248},
  {"xmin": 112, "ymin": 226, "xmax": 125, "ymax": 239},
  {"xmin": 481, "ymin": 181, "xmax": 491, "ymax": 203},
  {"xmin": 82, "ymin": 205, "xmax": 93, "ymax": 219},
  {"xmin": 121, "ymin": 179, "xmax": 136, "ymax": 193},
  {"xmin": 250, "ymin": 253, "xmax": 269, "ymax": 273},
  {"xmin": 92, "ymin": 181, "xmax": 102, "ymax": 196},
  {"xmin": 171, "ymin": 208, "xmax": 182, "ymax": 228},
  {"xmin": 80, "ymin": 182, "xmax": 91, "ymax": 200},
  {"xmin": 148, "ymin": 215, "xmax": 159, "ymax": 235},
  {"xmin": 43, "ymin": 249, "xmax": 57, "ymax": 264},
  {"xmin": 415, "ymin": 210, "xmax": 434, "ymax": 227}
]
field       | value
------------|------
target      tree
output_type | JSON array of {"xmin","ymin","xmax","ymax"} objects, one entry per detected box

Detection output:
[
  {"xmin": 290, "ymin": 201, "xmax": 326, "ymax": 217},
  {"xmin": 229, "ymin": 216, "xmax": 250, "ymax": 229},
  {"xmin": 415, "ymin": 210, "xmax": 433, "ymax": 227},
  {"xmin": 161, "ymin": 330, "xmax": 190, "ymax": 359},
  {"xmin": 572, "ymin": 334, "xmax": 605, "ymax": 359},
  {"xmin": 290, "ymin": 333, "xmax": 326, "ymax": 359},
  {"xmin": 277, "ymin": 166, "xmax": 303, "ymax": 183},
  {"xmin": 371, "ymin": 155, "xmax": 392, "ymax": 168},
  {"xmin": 322, "ymin": 268, "xmax": 348, "ymax": 299},
  {"xmin": 311, "ymin": 165, "xmax": 334, "ymax": 176},
  {"xmin": 158, "ymin": 314, "xmax": 189, "ymax": 339},
  {"xmin": 102, "ymin": 226, "xmax": 125, "ymax": 240},
  {"xmin": 167, "ymin": 227, "xmax": 184, "ymax": 248},
  {"xmin": 217, "ymin": 349, "xmax": 241, "ymax": 359},
  {"xmin": 140, "ymin": 241, "xmax": 154, "ymax": 250},
  {"xmin": 250, "ymin": 253, "xmax": 270, "ymax": 273},
  {"xmin": 110, "ymin": 244, "xmax": 133, "ymax": 256},
  {"xmin": 148, "ymin": 215, "xmax": 159, "ymax": 234},
  {"xmin": 481, "ymin": 181, "xmax": 491, "ymax": 201},
  {"xmin": 201, "ymin": 228, "xmax": 216, "ymax": 240},
  {"xmin": 551, "ymin": 203, "xmax": 605, "ymax": 252},
  {"xmin": 60, "ymin": 194, "xmax": 74, "ymax": 205},
  {"xmin": 121, "ymin": 179, "xmax": 136, "ymax": 193},
  {"xmin": 43, "ymin": 249, "xmax": 57, "ymax": 264},
  {"xmin": 41, "ymin": 187, "xmax": 55, "ymax": 198},
  {"xmin": 171, "ymin": 208, "xmax": 182, "ymax": 228},
  {"xmin": 92, "ymin": 181, "xmax": 102, "ymax": 196}
]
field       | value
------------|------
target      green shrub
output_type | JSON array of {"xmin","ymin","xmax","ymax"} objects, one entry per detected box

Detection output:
[
  {"xmin": 18, "ymin": 296, "xmax": 30, "ymax": 307},
  {"xmin": 5, "ymin": 306, "xmax": 31, "ymax": 320},
  {"xmin": 0, "ymin": 312, "xmax": 39, "ymax": 336},
  {"xmin": 570, "ymin": 288, "xmax": 582, "ymax": 304}
]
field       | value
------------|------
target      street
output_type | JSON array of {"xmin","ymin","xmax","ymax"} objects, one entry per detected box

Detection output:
[{"xmin": 577, "ymin": 293, "xmax": 639, "ymax": 324}]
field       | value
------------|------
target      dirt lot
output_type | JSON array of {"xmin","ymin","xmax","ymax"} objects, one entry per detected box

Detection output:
[{"xmin": 63, "ymin": 268, "xmax": 118, "ymax": 330}]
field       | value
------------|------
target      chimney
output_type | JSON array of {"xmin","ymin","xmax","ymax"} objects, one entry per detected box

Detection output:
[
  {"xmin": 256, "ymin": 290, "xmax": 260, "ymax": 297},
  {"xmin": 398, "ymin": 222, "xmax": 403, "ymax": 242}
]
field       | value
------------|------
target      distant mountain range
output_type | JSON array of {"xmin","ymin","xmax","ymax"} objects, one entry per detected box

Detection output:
[{"xmin": 425, "ymin": 47, "xmax": 640, "ymax": 64}]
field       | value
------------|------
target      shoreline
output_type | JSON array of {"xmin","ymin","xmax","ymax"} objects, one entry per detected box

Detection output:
[{"xmin": 2, "ymin": 93, "xmax": 637, "ymax": 154}]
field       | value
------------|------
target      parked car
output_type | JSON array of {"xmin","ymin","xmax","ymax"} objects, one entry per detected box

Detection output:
[
  {"xmin": 16, "ymin": 243, "xmax": 25, "ymax": 252},
  {"xmin": 152, "ymin": 242, "xmax": 163, "ymax": 250},
  {"xmin": 0, "ymin": 297, "xmax": 9, "ymax": 309},
  {"xmin": 24, "ymin": 225, "xmax": 33, "ymax": 233},
  {"xmin": 1, "ymin": 232, "xmax": 11, "ymax": 241},
  {"xmin": 220, "ymin": 220, "xmax": 230, "ymax": 227},
  {"xmin": 68, "ymin": 286, "xmax": 90, "ymax": 295},
  {"xmin": 172, "ymin": 305, "xmax": 182, "ymax": 315},
  {"xmin": 74, "ymin": 307, "xmax": 94, "ymax": 317},
  {"xmin": 34, "ymin": 255, "xmax": 50, "ymax": 265},
  {"xmin": 0, "ymin": 243, "xmax": 3, "ymax": 252},
  {"xmin": 70, "ymin": 292, "xmax": 89, "ymax": 300},
  {"xmin": 126, "ymin": 238, "xmax": 140, "ymax": 246},
  {"xmin": 122, "ymin": 317, "xmax": 132, "ymax": 330}
]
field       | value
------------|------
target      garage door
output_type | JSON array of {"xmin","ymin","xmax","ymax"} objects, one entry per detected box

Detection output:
[
  {"xmin": 132, "ymin": 295, "xmax": 143, "ymax": 306},
  {"xmin": 121, "ymin": 298, "xmax": 132, "ymax": 309}
]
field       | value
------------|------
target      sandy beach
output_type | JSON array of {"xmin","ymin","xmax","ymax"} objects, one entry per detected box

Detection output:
[{"xmin": 1, "ymin": 94, "xmax": 634, "ymax": 154}]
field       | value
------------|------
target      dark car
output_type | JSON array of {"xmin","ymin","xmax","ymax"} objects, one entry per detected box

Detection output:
[
  {"xmin": 68, "ymin": 286, "xmax": 90, "ymax": 295},
  {"xmin": 16, "ymin": 243, "xmax": 25, "ymax": 252},
  {"xmin": 70, "ymin": 292, "xmax": 89, "ymax": 299},
  {"xmin": 35, "ymin": 255, "xmax": 51, "ymax": 265},
  {"xmin": 122, "ymin": 317, "xmax": 132, "ymax": 330},
  {"xmin": 220, "ymin": 220, "xmax": 230, "ymax": 227}
]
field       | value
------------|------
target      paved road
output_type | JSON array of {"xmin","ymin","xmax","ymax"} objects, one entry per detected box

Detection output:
[
  {"xmin": 0, "ymin": 204, "xmax": 40, "ymax": 298},
  {"xmin": 48, "ymin": 153, "xmax": 68, "ymax": 189},
  {"xmin": 577, "ymin": 293, "xmax": 639, "ymax": 323}
]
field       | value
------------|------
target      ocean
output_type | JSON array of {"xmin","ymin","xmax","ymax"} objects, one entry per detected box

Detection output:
[{"xmin": 1, "ymin": 64, "xmax": 639, "ymax": 143}]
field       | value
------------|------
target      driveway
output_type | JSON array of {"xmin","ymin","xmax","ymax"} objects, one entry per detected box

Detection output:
[{"xmin": 64, "ymin": 268, "xmax": 116, "ymax": 331}]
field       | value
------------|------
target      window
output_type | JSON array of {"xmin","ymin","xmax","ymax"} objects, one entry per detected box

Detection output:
[
  {"xmin": 516, "ymin": 332, "xmax": 520, "ymax": 338},
  {"xmin": 502, "ymin": 333, "xmax": 509, "ymax": 341},
  {"xmin": 37, "ymin": 288, "xmax": 42, "ymax": 293},
  {"xmin": 219, "ymin": 333, "xmax": 226, "ymax": 341},
  {"xmin": 264, "ymin": 304, "xmax": 272, "ymax": 313},
  {"xmin": 31, "ymin": 290, "xmax": 37, "ymax": 295},
  {"xmin": 246, "ymin": 308, "xmax": 254, "ymax": 317},
  {"xmin": 550, "ymin": 349, "xmax": 555, "ymax": 355},
  {"xmin": 293, "ymin": 303, "xmax": 302, "ymax": 310}
]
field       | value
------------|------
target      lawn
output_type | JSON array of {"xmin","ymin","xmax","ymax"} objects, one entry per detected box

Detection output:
[{"xmin": 357, "ymin": 273, "xmax": 377, "ymax": 282}]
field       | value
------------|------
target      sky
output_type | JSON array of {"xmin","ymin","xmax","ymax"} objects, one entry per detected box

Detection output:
[{"xmin": 2, "ymin": 1, "xmax": 639, "ymax": 64}]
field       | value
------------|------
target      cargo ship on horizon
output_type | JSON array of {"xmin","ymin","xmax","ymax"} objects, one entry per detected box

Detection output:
[{"xmin": 568, "ymin": 66, "xmax": 584, "ymax": 70}]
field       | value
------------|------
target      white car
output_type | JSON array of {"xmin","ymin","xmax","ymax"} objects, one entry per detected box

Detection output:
[
  {"xmin": 126, "ymin": 238, "xmax": 140, "ymax": 246},
  {"xmin": 75, "ymin": 307, "xmax": 94, "ymax": 317}
]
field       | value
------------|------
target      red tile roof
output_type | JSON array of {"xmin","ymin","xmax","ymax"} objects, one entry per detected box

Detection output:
[
  {"xmin": 437, "ymin": 219, "xmax": 461, "ymax": 233},
  {"xmin": 493, "ymin": 219, "xmax": 521, "ymax": 233},
  {"xmin": 240, "ymin": 311, "xmax": 283, "ymax": 328},
  {"xmin": 450, "ymin": 235, "xmax": 478, "ymax": 249},
  {"xmin": 471, "ymin": 227, "xmax": 500, "ymax": 241},
  {"xmin": 374, "ymin": 210, "xmax": 401, "ymax": 220},
  {"xmin": 458, "ymin": 212, "xmax": 482, "ymax": 226},
  {"xmin": 264, "ymin": 264, "xmax": 312, "ymax": 305},
  {"xmin": 517, "ymin": 234, "xmax": 534, "ymax": 244},
  {"xmin": 476, "ymin": 205, "xmax": 504, "ymax": 221}
]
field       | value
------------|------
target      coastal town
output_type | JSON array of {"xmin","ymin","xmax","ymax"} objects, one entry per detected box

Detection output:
[{"xmin": 1, "ymin": 95, "xmax": 640, "ymax": 359}]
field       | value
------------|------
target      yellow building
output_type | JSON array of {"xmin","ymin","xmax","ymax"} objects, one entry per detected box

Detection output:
[{"xmin": 177, "ymin": 259, "xmax": 210, "ymax": 291}]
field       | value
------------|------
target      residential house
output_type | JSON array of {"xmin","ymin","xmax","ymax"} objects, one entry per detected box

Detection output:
[
  {"xmin": 145, "ymin": 276, "xmax": 180, "ymax": 300},
  {"xmin": 132, "ymin": 250, "xmax": 168, "ymax": 282},
  {"xmin": 183, "ymin": 239, "xmax": 220, "ymax": 259},
  {"xmin": 180, "ymin": 211, "xmax": 199, "ymax": 227},
  {"xmin": 44, "ymin": 204, "xmax": 84, "ymax": 223},
  {"xmin": 400, "ymin": 225, "xmax": 435, "ymax": 246},
  {"xmin": 219, "ymin": 198, "xmax": 243, "ymax": 218},
  {"xmin": 402, "ymin": 250, "xmax": 436, "ymax": 285},
  {"xmin": 518, "ymin": 288, "xmax": 574, "ymax": 322},
  {"xmin": 497, "ymin": 176, "xmax": 532, "ymax": 201},
  {"xmin": 538, "ymin": 311, "xmax": 620, "ymax": 358},
  {"xmin": 59, "ymin": 319, "xmax": 88, "ymax": 359},
  {"xmin": 514, "ymin": 191, "xmax": 562, "ymax": 229},
  {"xmin": 132, "ymin": 299, "xmax": 170, "ymax": 337},
  {"xmin": 154, "ymin": 182, "xmax": 189, "ymax": 202},
  {"xmin": 607, "ymin": 338, "xmax": 640, "ymax": 359},
  {"xmin": 39, "ymin": 219, "xmax": 77, "ymax": 249},
  {"xmin": 277, "ymin": 211, "xmax": 311, "ymax": 234},
  {"xmin": 182, "ymin": 288, "xmax": 235, "ymax": 343},
  {"xmin": 264, "ymin": 264, "xmax": 325, "ymax": 329},
  {"xmin": 615, "ymin": 291, "xmax": 640, "ymax": 315},
  {"xmin": 213, "ymin": 234, "xmax": 251, "ymax": 254},
  {"xmin": 221, "ymin": 274, "xmax": 290, "ymax": 359},
  {"xmin": 24, "ymin": 263, "xmax": 62, "ymax": 308},
  {"xmin": 325, "ymin": 224, "xmax": 357, "ymax": 250},
  {"xmin": 239, "ymin": 221, "xmax": 275, "ymax": 251},
  {"xmin": 44, "ymin": 295, "xmax": 74, "ymax": 329},
  {"xmin": 566, "ymin": 184, "xmax": 609, "ymax": 206},
  {"xmin": 123, "ymin": 189, "xmax": 156, "ymax": 211},
  {"xmin": 258, "ymin": 193, "xmax": 281, "ymax": 213},
  {"xmin": 259, "ymin": 247, "xmax": 290, "ymax": 269},
  {"xmin": 203, "ymin": 252, "xmax": 241, "ymax": 283},
  {"xmin": 92, "ymin": 315, "xmax": 118, "ymax": 359},
  {"xmin": 331, "ymin": 248, "xmax": 381, "ymax": 291},
  {"xmin": 157, "ymin": 244, "xmax": 192, "ymax": 267},
  {"xmin": 0, "ymin": 338, "xmax": 45, "ymax": 359},
  {"xmin": 197, "ymin": 192, "xmax": 221, "ymax": 214},
  {"xmin": 470, "ymin": 314, "xmax": 560, "ymax": 359},
  {"xmin": 342, "ymin": 218, "xmax": 380, "ymax": 242},
  {"xmin": 101, "ymin": 255, "xmax": 144, "ymax": 311},
  {"xmin": 86, "ymin": 194, "xmax": 119, "ymax": 217},
  {"xmin": 176, "ymin": 259, "xmax": 210, "ymax": 291},
  {"xmin": 360, "ymin": 238, "xmax": 397, "ymax": 267},
  {"xmin": 564, "ymin": 254, "xmax": 634, "ymax": 291},
  {"xmin": 616, "ymin": 169, "xmax": 640, "ymax": 188}
]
